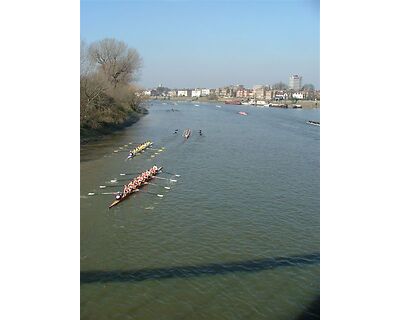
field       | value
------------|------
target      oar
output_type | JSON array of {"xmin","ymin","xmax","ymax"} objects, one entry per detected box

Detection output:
[
  {"xmin": 153, "ymin": 176, "xmax": 177, "ymax": 182},
  {"xmin": 88, "ymin": 192, "xmax": 118, "ymax": 196},
  {"xmin": 99, "ymin": 185, "xmax": 124, "ymax": 189},
  {"xmin": 160, "ymin": 170, "xmax": 180, "ymax": 177},
  {"xmin": 105, "ymin": 178, "xmax": 131, "ymax": 183},
  {"xmin": 119, "ymin": 172, "xmax": 153, "ymax": 176},
  {"xmin": 112, "ymin": 177, "xmax": 175, "ymax": 183},
  {"xmin": 144, "ymin": 182, "xmax": 171, "ymax": 190},
  {"xmin": 141, "ymin": 190, "xmax": 164, "ymax": 197},
  {"xmin": 99, "ymin": 182, "xmax": 170, "ymax": 190}
]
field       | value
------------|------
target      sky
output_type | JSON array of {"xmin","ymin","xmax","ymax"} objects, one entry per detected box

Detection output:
[{"xmin": 81, "ymin": 0, "xmax": 320, "ymax": 89}]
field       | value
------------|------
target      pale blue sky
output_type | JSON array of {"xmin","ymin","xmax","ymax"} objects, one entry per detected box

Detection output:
[{"xmin": 81, "ymin": 0, "xmax": 320, "ymax": 89}]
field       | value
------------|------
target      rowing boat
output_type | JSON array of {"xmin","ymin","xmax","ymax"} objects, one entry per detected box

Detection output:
[
  {"xmin": 127, "ymin": 141, "xmax": 153, "ymax": 159},
  {"xmin": 183, "ymin": 129, "xmax": 191, "ymax": 139},
  {"xmin": 108, "ymin": 166, "xmax": 163, "ymax": 209},
  {"xmin": 306, "ymin": 120, "xmax": 320, "ymax": 126}
]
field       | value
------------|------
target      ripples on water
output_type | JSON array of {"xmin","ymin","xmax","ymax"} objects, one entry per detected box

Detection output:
[{"xmin": 81, "ymin": 101, "xmax": 320, "ymax": 319}]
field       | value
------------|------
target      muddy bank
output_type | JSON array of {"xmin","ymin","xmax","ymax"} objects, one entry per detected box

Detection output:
[{"xmin": 80, "ymin": 112, "xmax": 145, "ymax": 145}]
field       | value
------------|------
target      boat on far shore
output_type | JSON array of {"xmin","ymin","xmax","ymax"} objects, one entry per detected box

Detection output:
[
  {"xmin": 225, "ymin": 100, "xmax": 242, "ymax": 105},
  {"xmin": 269, "ymin": 103, "xmax": 288, "ymax": 108}
]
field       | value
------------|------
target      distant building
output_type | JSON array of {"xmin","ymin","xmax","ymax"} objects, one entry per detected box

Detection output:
[
  {"xmin": 253, "ymin": 85, "xmax": 266, "ymax": 99},
  {"xmin": 192, "ymin": 89, "xmax": 202, "ymax": 98},
  {"xmin": 168, "ymin": 90, "xmax": 177, "ymax": 97},
  {"xmin": 236, "ymin": 89, "xmax": 251, "ymax": 98},
  {"xmin": 273, "ymin": 90, "xmax": 288, "ymax": 100},
  {"xmin": 289, "ymin": 75, "xmax": 302, "ymax": 91},
  {"xmin": 177, "ymin": 90, "xmax": 189, "ymax": 97},
  {"xmin": 265, "ymin": 90, "xmax": 273, "ymax": 100},
  {"xmin": 292, "ymin": 92, "xmax": 304, "ymax": 100},
  {"xmin": 218, "ymin": 88, "xmax": 228, "ymax": 97},
  {"xmin": 143, "ymin": 90, "xmax": 152, "ymax": 96},
  {"xmin": 201, "ymin": 88, "xmax": 210, "ymax": 96}
]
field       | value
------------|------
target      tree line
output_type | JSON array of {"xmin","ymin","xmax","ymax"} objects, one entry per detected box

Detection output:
[{"xmin": 80, "ymin": 38, "xmax": 146, "ymax": 138}]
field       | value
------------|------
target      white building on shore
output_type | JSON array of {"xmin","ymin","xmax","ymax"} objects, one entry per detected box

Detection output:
[
  {"xmin": 168, "ymin": 90, "xmax": 177, "ymax": 97},
  {"xmin": 201, "ymin": 88, "xmax": 210, "ymax": 96},
  {"xmin": 292, "ymin": 92, "xmax": 304, "ymax": 100},
  {"xmin": 191, "ymin": 89, "xmax": 202, "ymax": 98},
  {"xmin": 177, "ymin": 90, "xmax": 189, "ymax": 97}
]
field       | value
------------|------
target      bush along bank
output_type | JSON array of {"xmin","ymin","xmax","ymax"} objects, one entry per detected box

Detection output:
[
  {"xmin": 80, "ymin": 107, "xmax": 147, "ymax": 144},
  {"xmin": 80, "ymin": 38, "xmax": 146, "ymax": 143}
]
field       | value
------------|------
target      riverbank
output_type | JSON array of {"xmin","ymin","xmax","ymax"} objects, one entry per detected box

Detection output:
[
  {"xmin": 80, "ymin": 111, "xmax": 146, "ymax": 144},
  {"xmin": 150, "ymin": 96, "xmax": 320, "ymax": 108}
]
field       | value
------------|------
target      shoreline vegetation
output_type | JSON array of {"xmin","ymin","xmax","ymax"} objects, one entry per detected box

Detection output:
[{"xmin": 80, "ymin": 38, "xmax": 147, "ymax": 144}]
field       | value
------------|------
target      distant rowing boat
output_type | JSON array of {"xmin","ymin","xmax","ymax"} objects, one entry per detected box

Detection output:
[
  {"xmin": 307, "ymin": 120, "xmax": 320, "ymax": 126},
  {"xmin": 225, "ymin": 100, "xmax": 242, "ymax": 105},
  {"xmin": 238, "ymin": 111, "xmax": 248, "ymax": 116},
  {"xmin": 127, "ymin": 141, "xmax": 152, "ymax": 159},
  {"xmin": 183, "ymin": 129, "xmax": 191, "ymax": 139},
  {"xmin": 108, "ymin": 166, "xmax": 163, "ymax": 209}
]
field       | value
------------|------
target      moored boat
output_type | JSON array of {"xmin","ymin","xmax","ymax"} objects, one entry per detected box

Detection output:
[
  {"xmin": 224, "ymin": 100, "xmax": 242, "ymax": 105},
  {"xmin": 269, "ymin": 103, "xmax": 288, "ymax": 108}
]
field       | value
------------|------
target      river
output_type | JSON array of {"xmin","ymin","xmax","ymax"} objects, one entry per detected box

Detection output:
[{"xmin": 80, "ymin": 100, "xmax": 320, "ymax": 319}]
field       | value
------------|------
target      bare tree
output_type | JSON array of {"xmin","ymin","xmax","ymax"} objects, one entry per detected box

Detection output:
[
  {"xmin": 302, "ymin": 84, "xmax": 315, "ymax": 91},
  {"xmin": 80, "ymin": 40, "xmax": 97, "ymax": 77},
  {"xmin": 89, "ymin": 38, "xmax": 142, "ymax": 88},
  {"xmin": 80, "ymin": 39, "xmax": 145, "ymax": 133},
  {"xmin": 272, "ymin": 82, "xmax": 288, "ymax": 90}
]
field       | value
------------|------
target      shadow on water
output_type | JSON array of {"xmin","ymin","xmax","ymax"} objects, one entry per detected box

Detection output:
[
  {"xmin": 81, "ymin": 252, "xmax": 319, "ymax": 284},
  {"xmin": 296, "ymin": 296, "xmax": 320, "ymax": 320}
]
